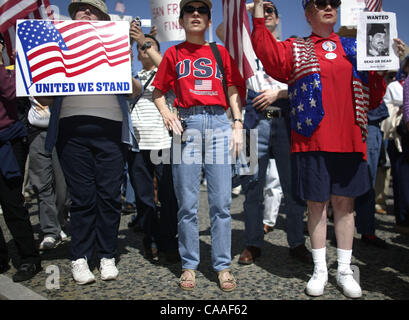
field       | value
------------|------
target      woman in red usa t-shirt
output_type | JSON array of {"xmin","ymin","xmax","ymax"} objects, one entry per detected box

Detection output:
[{"xmin": 152, "ymin": 0, "xmax": 245, "ymax": 293}]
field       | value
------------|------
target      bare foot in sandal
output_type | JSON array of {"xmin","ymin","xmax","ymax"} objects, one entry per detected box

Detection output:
[
  {"xmin": 217, "ymin": 269, "xmax": 236, "ymax": 292},
  {"xmin": 179, "ymin": 269, "xmax": 195, "ymax": 291}
]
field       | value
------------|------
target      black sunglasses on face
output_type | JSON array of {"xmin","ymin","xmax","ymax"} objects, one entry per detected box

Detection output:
[
  {"xmin": 265, "ymin": 7, "xmax": 277, "ymax": 15},
  {"xmin": 183, "ymin": 5, "xmax": 210, "ymax": 15},
  {"xmin": 77, "ymin": 5, "xmax": 100, "ymax": 16},
  {"xmin": 314, "ymin": 0, "xmax": 341, "ymax": 10}
]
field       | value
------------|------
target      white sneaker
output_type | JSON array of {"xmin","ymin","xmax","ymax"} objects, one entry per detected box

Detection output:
[
  {"xmin": 337, "ymin": 269, "xmax": 362, "ymax": 298},
  {"xmin": 99, "ymin": 258, "xmax": 119, "ymax": 281},
  {"xmin": 306, "ymin": 268, "xmax": 328, "ymax": 297},
  {"xmin": 39, "ymin": 236, "xmax": 60, "ymax": 250},
  {"xmin": 71, "ymin": 258, "xmax": 95, "ymax": 285}
]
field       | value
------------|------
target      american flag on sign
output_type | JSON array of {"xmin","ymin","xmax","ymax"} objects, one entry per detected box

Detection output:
[
  {"xmin": 222, "ymin": 0, "xmax": 256, "ymax": 81},
  {"xmin": 16, "ymin": 19, "xmax": 129, "ymax": 93},
  {"xmin": 194, "ymin": 79, "xmax": 212, "ymax": 91},
  {"xmin": 0, "ymin": 0, "xmax": 53, "ymax": 66},
  {"xmin": 365, "ymin": 0, "xmax": 382, "ymax": 12}
]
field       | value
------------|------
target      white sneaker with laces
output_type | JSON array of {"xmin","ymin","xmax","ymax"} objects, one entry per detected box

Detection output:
[
  {"xmin": 99, "ymin": 258, "xmax": 119, "ymax": 281},
  {"xmin": 306, "ymin": 268, "xmax": 328, "ymax": 297},
  {"xmin": 71, "ymin": 258, "xmax": 95, "ymax": 285},
  {"xmin": 337, "ymin": 269, "xmax": 362, "ymax": 298}
]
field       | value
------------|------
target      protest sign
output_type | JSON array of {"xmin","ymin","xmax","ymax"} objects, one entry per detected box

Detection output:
[
  {"xmin": 150, "ymin": 0, "xmax": 185, "ymax": 42},
  {"xmin": 340, "ymin": 0, "xmax": 366, "ymax": 27},
  {"xmin": 357, "ymin": 12, "xmax": 399, "ymax": 71},
  {"xmin": 15, "ymin": 19, "xmax": 132, "ymax": 97}
]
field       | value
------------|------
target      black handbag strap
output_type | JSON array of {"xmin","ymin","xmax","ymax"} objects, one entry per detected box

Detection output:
[
  {"xmin": 130, "ymin": 70, "xmax": 157, "ymax": 113},
  {"xmin": 209, "ymin": 42, "xmax": 229, "ymax": 107}
]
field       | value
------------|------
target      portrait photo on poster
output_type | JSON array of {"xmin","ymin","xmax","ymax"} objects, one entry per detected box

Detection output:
[
  {"xmin": 357, "ymin": 11, "xmax": 400, "ymax": 71},
  {"xmin": 367, "ymin": 23, "xmax": 389, "ymax": 57}
]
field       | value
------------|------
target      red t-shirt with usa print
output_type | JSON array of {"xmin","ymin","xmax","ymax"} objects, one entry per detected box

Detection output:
[{"xmin": 152, "ymin": 41, "xmax": 246, "ymax": 110}]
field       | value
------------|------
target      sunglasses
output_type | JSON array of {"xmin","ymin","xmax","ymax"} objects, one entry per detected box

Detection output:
[
  {"xmin": 76, "ymin": 4, "xmax": 101, "ymax": 16},
  {"xmin": 313, "ymin": 0, "xmax": 341, "ymax": 10},
  {"xmin": 265, "ymin": 7, "xmax": 277, "ymax": 15},
  {"xmin": 183, "ymin": 5, "xmax": 210, "ymax": 15}
]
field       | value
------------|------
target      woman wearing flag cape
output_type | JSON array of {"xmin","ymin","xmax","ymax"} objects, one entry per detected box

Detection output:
[{"xmin": 250, "ymin": 0, "xmax": 389, "ymax": 298}]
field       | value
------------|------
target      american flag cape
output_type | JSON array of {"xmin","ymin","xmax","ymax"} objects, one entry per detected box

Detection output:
[
  {"xmin": 0, "ymin": 0, "xmax": 53, "ymax": 66},
  {"xmin": 16, "ymin": 19, "xmax": 131, "ymax": 96},
  {"xmin": 222, "ymin": 0, "xmax": 256, "ymax": 81}
]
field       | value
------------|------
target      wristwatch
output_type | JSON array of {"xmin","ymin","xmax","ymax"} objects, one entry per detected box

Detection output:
[{"xmin": 140, "ymin": 41, "xmax": 152, "ymax": 51}]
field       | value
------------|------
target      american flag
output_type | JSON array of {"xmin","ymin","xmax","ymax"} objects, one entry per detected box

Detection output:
[
  {"xmin": 365, "ymin": 0, "xmax": 382, "ymax": 12},
  {"xmin": 222, "ymin": 0, "xmax": 256, "ymax": 81},
  {"xmin": 0, "ymin": 0, "xmax": 53, "ymax": 66},
  {"xmin": 17, "ymin": 19, "xmax": 129, "ymax": 86},
  {"xmin": 194, "ymin": 79, "xmax": 212, "ymax": 91}
]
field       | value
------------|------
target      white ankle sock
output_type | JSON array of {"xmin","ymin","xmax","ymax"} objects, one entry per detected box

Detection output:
[
  {"xmin": 337, "ymin": 248, "xmax": 352, "ymax": 272},
  {"xmin": 311, "ymin": 247, "xmax": 327, "ymax": 272}
]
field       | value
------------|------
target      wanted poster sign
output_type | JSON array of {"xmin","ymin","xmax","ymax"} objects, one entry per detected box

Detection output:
[{"xmin": 357, "ymin": 12, "xmax": 399, "ymax": 71}]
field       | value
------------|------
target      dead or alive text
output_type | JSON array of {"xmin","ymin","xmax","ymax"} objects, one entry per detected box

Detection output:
[{"xmin": 35, "ymin": 82, "xmax": 130, "ymax": 93}]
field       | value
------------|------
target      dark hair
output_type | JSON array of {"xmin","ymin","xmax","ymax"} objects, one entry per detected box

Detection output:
[
  {"xmin": 137, "ymin": 34, "xmax": 160, "ymax": 51},
  {"xmin": 179, "ymin": 2, "xmax": 211, "ymax": 19},
  {"xmin": 0, "ymin": 33, "xmax": 4, "ymax": 46},
  {"xmin": 265, "ymin": 1, "xmax": 278, "ymax": 16},
  {"xmin": 368, "ymin": 24, "xmax": 386, "ymax": 37}
]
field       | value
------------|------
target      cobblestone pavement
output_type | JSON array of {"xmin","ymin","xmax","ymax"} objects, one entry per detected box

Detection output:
[{"xmin": 0, "ymin": 185, "xmax": 408, "ymax": 300}]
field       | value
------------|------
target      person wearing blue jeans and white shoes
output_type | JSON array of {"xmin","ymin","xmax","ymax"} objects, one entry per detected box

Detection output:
[{"xmin": 152, "ymin": 0, "xmax": 245, "ymax": 292}]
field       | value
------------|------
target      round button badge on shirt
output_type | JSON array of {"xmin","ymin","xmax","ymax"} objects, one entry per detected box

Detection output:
[
  {"xmin": 322, "ymin": 41, "xmax": 337, "ymax": 52},
  {"xmin": 325, "ymin": 52, "xmax": 337, "ymax": 60}
]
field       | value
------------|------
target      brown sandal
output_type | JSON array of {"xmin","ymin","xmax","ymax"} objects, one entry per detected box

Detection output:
[
  {"xmin": 179, "ymin": 269, "xmax": 196, "ymax": 291},
  {"xmin": 217, "ymin": 269, "xmax": 236, "ymax": 292}
]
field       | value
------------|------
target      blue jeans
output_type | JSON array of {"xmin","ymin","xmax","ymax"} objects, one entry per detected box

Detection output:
[
  {"xmin": 172, "ymin": 106, "xmax": 232, "ymax": 272},
  {"xmin": 355, "ymin": 124, "xmax": 382, "ymax": 235},
  {"xmin": 242, "ymin": 117, "xmax": 305, "ymax": 249}
]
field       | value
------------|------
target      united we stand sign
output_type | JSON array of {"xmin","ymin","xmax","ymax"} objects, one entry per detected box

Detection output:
[{"xmin": 15, "ymin": 19, "xmax": 133, "ymax": 97}]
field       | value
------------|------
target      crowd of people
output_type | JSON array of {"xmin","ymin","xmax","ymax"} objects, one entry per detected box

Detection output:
[{"xmin": 1, "ymin": 0, "xmax": 409, "ymax": 298}]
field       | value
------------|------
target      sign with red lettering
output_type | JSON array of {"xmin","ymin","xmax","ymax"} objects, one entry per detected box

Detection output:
[{"xmin": 150, "ymin": 0, "xmax": 185, "ymax": 42}]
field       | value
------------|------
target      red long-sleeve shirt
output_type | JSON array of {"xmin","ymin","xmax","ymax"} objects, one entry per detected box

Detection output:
[{"xmin": 251, "ymin": 18, "xmax": 386, "ymax": 156}]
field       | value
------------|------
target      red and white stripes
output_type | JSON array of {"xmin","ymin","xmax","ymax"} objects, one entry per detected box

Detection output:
[{"xmin": 365, "ymin": 0, "xmax": 383, "ymax": 12}]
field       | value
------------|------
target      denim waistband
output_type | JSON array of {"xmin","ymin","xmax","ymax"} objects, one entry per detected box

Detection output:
[{"xmin": 177, "ymin": 106, "xmax": 225, "ymax": 116}]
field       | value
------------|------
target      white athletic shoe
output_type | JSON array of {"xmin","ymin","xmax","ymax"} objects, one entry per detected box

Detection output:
[
  {"xmin": 71, "ymin": 258, "xmax": 95, "ymax": 285},
  {"xmin": 337, "ymin": 269, "xmax": 362, "ymax": 298},
  {"xmin": 39, "ymin": 236, "xmax": 60, "ymax": 250},
  {"xmin": 99, "ymin": 258, "xmax": 119, "ymax": 281},
  {"xmin": 306, "ymin": 268, "xmax": 328, "ymax": 297}
]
